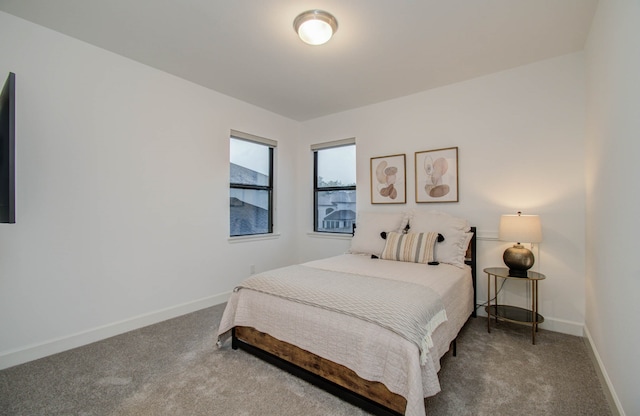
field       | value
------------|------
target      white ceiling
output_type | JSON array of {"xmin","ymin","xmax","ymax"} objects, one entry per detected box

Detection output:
[{"xmin": 0, "ymin": 0, "xmax": 598, "ymax": 121}]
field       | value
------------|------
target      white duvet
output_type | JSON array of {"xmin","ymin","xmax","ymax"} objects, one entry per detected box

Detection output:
[{"xmin": 218, "ymin": 254, "xmax": 474, "ymax": 416}]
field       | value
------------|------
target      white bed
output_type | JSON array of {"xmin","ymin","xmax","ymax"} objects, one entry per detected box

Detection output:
[{"xmin": 218, "ymin": 211, "xmax": 476, "ymax": 416}]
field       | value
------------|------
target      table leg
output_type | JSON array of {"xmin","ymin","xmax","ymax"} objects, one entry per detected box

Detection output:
[
  {"xmin": 535, "ymin": 280, "xmax": 539, "ymax": 332},
  {"xmin": 487, "ymin": 273, "xmax": 491, "ymax": 333},
  {"xmin": 532, "ymin": 280, "xmax": 536, "ymax": 345},
  {"xmin": 494, "ymin": 275, "xmax": 498, "ymax": 326}
]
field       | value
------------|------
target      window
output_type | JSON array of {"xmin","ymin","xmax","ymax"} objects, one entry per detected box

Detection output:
[
  {"xmin": 230, "ymin": 130, "xmax": 275, "ymax": 236},
  {"xmin": 313, "ymin": 139, "xmax": 356, "ymax": 233}
]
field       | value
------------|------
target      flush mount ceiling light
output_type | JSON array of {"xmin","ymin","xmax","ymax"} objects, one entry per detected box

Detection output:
[{"xmin": 293, "ymin": 10, "xmax": 338, "ymax": 45}]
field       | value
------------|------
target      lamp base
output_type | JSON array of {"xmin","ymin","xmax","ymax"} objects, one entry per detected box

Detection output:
[
  {"xmin": 503, "ymin": 244, "xmax": 534, "ymax": 277},
  {"xmin": 507, "ymin": 268, "xmax": 529, "ymax": 278}
]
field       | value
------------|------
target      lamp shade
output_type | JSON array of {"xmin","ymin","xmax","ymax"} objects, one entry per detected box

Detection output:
[{"xmin": 499, "ymin": 213, "xmax": 542, "ymax": 243}]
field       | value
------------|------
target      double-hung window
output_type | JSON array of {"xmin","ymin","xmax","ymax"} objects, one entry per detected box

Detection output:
[
  {"xmin": 313, "ymin": 139, "xmax": 356, "ymax": 234},
  {"xmin": 229, "ymin": 130, "xmax": 275, "ymax": 236}
]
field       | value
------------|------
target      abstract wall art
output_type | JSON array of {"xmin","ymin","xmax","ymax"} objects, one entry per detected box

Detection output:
[
  {"xmin": 370, "ymin": 154, "xmax": 406, "ymax": 204},
  {"xmin": 415, "ymin": 147, "xmax": 458, "ymax": 203}
]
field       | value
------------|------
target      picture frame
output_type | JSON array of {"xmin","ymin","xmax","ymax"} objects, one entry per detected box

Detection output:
[
  {"xmin": 370, "ymin": 154, "xmax": 406, "ymax": 204},
  {"xmin": 415, "ymin": 147, "xmax": 459, "ymax": 203}
]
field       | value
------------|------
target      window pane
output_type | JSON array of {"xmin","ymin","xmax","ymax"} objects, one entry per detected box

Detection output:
[
  {"xmin": 315, "ymin": 190, "xmax": 356, "ymax": 233},
  {"xmin": 230, "ymin": 188, "xmax": 270, "ymax": 236},
  {"xmin": 317, "ymin": 145, "xmax": 356, "ymax": 188},
  {"xmin": 230, "ymin": 138, "xmax": 270, "ymax": 186}
]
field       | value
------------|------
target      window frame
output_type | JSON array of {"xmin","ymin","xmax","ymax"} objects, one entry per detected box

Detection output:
[
  {"xmin": 229, "ymin": 131, "xmax": 275, "ymax": 237},
  {"xmin": 312, "ymin": 139, "xmax": 356, "ymax": 234}
]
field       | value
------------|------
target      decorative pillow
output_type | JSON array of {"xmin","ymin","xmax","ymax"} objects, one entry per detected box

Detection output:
[
  {"xmin": 381, "ymin": 232, "xmax": 438, "ymax": 264},
  {"xmin": 407, "ymin": 211, "xmax": 471, "ymax": 268},
  {"xmin": 349, "ymin": 212, "xmax": 410, "ymax": 257}
]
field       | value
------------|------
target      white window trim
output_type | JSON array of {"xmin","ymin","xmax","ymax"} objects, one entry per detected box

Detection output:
[
  {"xmin": 306, "ymin": 231, "xmax": 353, "ymax": 240},
  {"xmin": 310, "ymin": 137, "xmax": 355, "ymax": 151},
  {"xmin": 228, "ymin": 233, "xmax": 281, "ymax": 243},
  {"xmin": 231, "ymin": 129, "xmax": 277, "ymax": 148}
]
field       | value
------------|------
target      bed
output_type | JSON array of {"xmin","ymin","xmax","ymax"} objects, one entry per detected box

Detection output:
[{"xmin": 218, "ymin": 211, "xmax": 477, "ymax": 416}]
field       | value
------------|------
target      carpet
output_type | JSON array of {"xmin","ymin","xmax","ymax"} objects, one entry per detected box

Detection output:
[{"xmin": 0, "ymin": 303, "xmax": 613, "ymax": 415}]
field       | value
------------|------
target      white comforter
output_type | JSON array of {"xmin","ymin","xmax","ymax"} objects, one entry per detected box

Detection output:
[{"xmin": 218, "ymin": 254, "xmax": 474, "ymax": 416}]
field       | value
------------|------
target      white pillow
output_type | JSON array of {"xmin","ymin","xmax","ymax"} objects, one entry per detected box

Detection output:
[
  {"xmin": 349, "ymin": 211, "xmax": 410, "ymax": 257},
  {"xmin": 408, "ymin": 211, "xmax": 471, "ymax": 267}
]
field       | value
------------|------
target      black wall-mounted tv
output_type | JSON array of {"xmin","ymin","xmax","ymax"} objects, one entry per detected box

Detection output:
[{"xmin": 0, "ymin": 72, "xmax": 15, "ymax": 223}]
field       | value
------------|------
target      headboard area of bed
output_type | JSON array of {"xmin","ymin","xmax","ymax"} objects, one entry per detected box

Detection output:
[
  {"xmin": 350, "ymin": 211, "xmax": 477, "ymax": 318},
  {"xmin": 466, "ymin": 226, "xmax": 477, "ymax": 318}
]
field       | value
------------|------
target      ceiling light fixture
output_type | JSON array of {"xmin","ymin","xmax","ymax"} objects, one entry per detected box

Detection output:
[{"xmin": 293, "ymin": 10, "xmax": 338, "ymax": 46}]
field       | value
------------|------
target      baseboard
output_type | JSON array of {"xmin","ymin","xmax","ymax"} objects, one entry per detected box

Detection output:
[
  {"xmin": 0, "ymin": 291, "xmax": 231, "ymax": 370},
  {"xmin": 536, "ymin": 316, "xmax": 584, "ymax": 336},
  {"xmin": 475, "ymin": 301, "xmax": 583, "ymax": 336},
  {"xmin": 583, "ymin": 326, "xmax": 625, "ymax": 416}
]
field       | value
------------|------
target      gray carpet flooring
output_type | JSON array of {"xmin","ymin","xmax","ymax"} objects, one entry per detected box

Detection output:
[{"xmin": 0, "ymin": 303, "xmax": 613, "ymax": 415}]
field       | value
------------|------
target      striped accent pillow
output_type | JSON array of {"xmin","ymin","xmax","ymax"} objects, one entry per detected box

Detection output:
[{"xmin": 381, "ymin": 231, "xmax": 438, "ymax": 264}]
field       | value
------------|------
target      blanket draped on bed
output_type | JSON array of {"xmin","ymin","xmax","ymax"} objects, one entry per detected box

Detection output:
[{"xmin": 234, "ymin": 264, "xmax": 447, "ymax": 365}]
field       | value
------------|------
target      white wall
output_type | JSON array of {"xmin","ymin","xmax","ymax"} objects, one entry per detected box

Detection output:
[
  {"xmin": 585, "ymin": 1, "xmax": 640, "ymax": 415},
  {"xmin": 0, "ymin": 12, "xmax": 299, "ymax": 368},
  {"xmin": 1, "ymin": 9, "xmax": 617, "ymax": 400},
  {"xmin": 297, "ymin": 53, "xmax": 587, "ymax": 336}
]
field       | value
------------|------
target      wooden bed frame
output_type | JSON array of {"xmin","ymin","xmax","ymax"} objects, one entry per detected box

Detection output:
[{"xmin": 231, "ymin": 227, "xmax": 477, "ymax": 416}]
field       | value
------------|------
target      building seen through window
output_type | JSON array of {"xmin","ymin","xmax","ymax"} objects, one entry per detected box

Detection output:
[
  {"xmin": 229, "ymin": 132, "xmax": 275, "ymax": 236},
  {"xmin": 313, "ymin": 140, "xmax": 356, "ymax": 233}
]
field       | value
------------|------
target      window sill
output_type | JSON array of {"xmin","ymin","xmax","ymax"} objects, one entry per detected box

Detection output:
[
  {"xmin": 228, "ymin": 233, "xmax": 281, "ymax": 243},
  {"xmin": 306, "ymin": 232, "xmax": 353, "ymax": 240}
]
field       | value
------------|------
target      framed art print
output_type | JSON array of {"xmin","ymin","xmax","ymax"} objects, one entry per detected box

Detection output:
[
  {"xmin": 415, "ymin": 147, "xmax": 458, "ymax": 203},
  {"xmin": 370, "ymin": 154, "xmax": 406, "ymax": 204}
]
